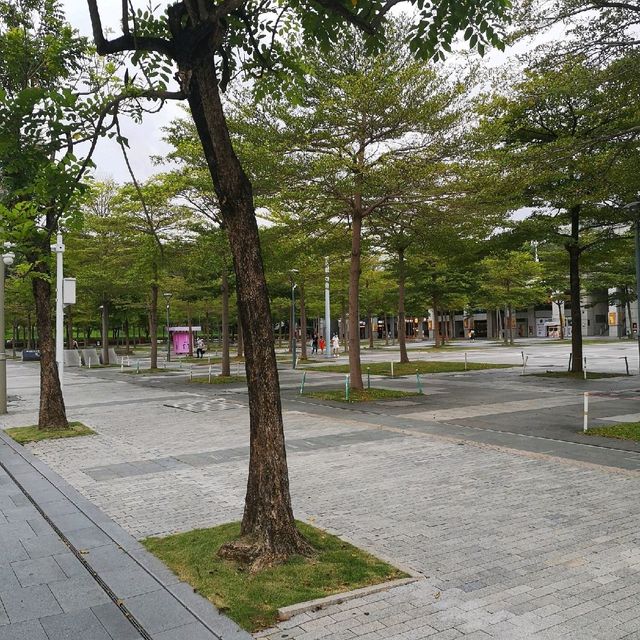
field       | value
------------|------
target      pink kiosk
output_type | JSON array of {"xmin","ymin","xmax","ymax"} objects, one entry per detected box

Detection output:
[{"xmin": 168, "ymin": 326, "xmax": 202, "ymax": 355}]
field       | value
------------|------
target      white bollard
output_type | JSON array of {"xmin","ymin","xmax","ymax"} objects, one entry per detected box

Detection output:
[
  {"xmin": 208, "ymin": 365, "xmax": 212, "ymax": 383},
  {"xmin": 464, "ymin": 352, "xmax": 468, "ymax": 371},
  {"xmin": 521, "ymin": 355, "xmax": 528, "ymax": 376},
  {"xmin": 391, "ymin": 361, "xmax": 394, "ymax": 378},
  {"xmin": 120, "ymin": 357, "xmax": 124, "ymax": 372},
  {"xmin": 583, "ymin": 392, "xmax": 589, "ymax": 433},
  {"xmin": 583, "ymin": 356, "xmax": 587, "ymax": 380}
]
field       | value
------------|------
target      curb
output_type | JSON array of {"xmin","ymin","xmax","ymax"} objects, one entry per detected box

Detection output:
[{"xmin": 276, "ymin": 575, "xmax": 422, "ymax": 621}]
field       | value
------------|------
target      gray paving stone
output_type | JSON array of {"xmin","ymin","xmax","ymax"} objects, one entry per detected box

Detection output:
[
  {"xmin": 20, "ymin": 533, "xmax": 67, "ymax": 559},
  {"xmin": 48, "ymin": 576, "xmax": 111, "ymax": 612},
  {"xmin": 154, "ymin": 622, "xmax": 220, "ymax": 640},
  {"xmin": 11, "ymin": 556, "xmax": 66, "ymax": 587},
  {"xmin": 40, "ymin": 609, "xmax": 111, "ymax": 640},
  {"xmin": 99, "ymin": 567, "xmax": 160, "ymax": 598},
  {"xmin": 90, "ymin": 602, "xmax": 143, "ymax": 640},
  {"xmin": 124, "ymin": 590, "xmax": 195, "ymax": 634},
  {"xmin": 52, "ymin": 553, "xmax": 88, "ymax": 579},
  {"xmin": 63, "ymin": 525, "xmax": 113, "ymax": 550},
  {"xmin": 0, "ymin": 584, "xmax": 62, "ymax": 622},
  {"xmin": 0, "ymin": 619, "xmax": 47, "ymax": 640},
  {"xmin": 82, "ymin": 545, "xmax": 136, "ymax": 572}
]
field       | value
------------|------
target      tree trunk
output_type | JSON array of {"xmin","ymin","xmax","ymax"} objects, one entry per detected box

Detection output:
[
  {"xmin": 221, "ymin": 268, "xmax": 231, "ymax": 376},
  {"xmin": 368, "ymin": 310, "xmax": 374, "ymax": 349},
  {"xmin": 66, "ymin": 306, "xmax": 73, "ymax": 349},
  {"xmin": 384, "ymin": 312, "xmax": 389, "ymax": 345},
  {"xmin": 183, "ymin": 57, "xmax": 310, "ymax": 567},
  {"xmin": 556, "ymin": 301, "xmax": 565, "ymax": 340},
  {"xmin": 33, "ymin": 270, "xmax": 68, "ymax": 430},
  {"xmin": 433, "ymin": 304, "xmax": 441, "ymax": 347},
  {"xmin": 124, "ymin": 315, "xmax": 131, "ymax": 354},
  {"xmin": 188, "ymin": 304, "xmax": 194, "ymax": 357},
  {"xmin": 149, "ymin": 283, "xmax": 158, "ymax": 369},
  {"xmin": 299, "ymin": 283, "xmax": 307, "ymax": 360},
  {"xmin": 397, "ymin": 247, "xmax": 409, "ymax": 364},
  {"xmin": 566, "ymin": 205, "xmax": 583, "ymax": 373},
  {"xmin": 625, "ymin": 289, "xmax": 633, "ymax": 338},
  {"xmin": 508, "ymin": 304, "xmax": 514, "ymax": 345},
  {"xmin": 101, "ymin": 301, "xmax": 109, "ymax": 364}
]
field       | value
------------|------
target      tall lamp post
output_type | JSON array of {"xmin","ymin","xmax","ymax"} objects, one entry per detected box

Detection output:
[
  {"xmin": 0, "ymin": 249, "xmax": 15, "ymax": 414},
  {"xmin": 290, "ymin": 269, "xmax": 299, "ymax": 369},
  {"xmin": 163, "ymin": 292, "xmax": 173, "ymax": 362},
  {"xmin": 324, "ymin": 257, "xmax": 331, "ymax": 359}
]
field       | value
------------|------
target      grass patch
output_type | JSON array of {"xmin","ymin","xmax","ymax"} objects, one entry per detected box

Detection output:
[
  {"xmin": 142, "ymin": 521, "xmax": 406, "ymax": 632},
  {"xmin": 305, "ymin": 388, "xmax": 420, "ymax": 402},
  {"xmin": 4, "ymin": 422, "xmax": 95, "ymax": 444},
  {"xmin": 189, "ymin": 375, "xmax": 245, "ymax": 385},
  {"xmin": 585, "ymin": 422, "xmax": 640, "ymax": 441},
  {"xmin": 530, "ymin": 371, "xmax": 627, "ymax": 379},
  {"xmin": 304, "ymin": 360, "xmax": 514, "ymax": 376}
]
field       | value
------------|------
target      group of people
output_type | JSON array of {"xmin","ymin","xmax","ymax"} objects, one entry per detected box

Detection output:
[{"xmin": 311, "ymin": 333, "xmax": 341, "ymax": 356}]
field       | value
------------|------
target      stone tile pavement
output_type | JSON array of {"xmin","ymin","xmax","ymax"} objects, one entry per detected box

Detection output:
[{"xmin": 5, "ymin": 359, "xmax": 640, "ymax": 638}]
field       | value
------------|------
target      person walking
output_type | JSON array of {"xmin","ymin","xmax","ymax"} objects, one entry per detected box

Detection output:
[
  {"xmin": 196, "ymin": 337, "xmax": 205, "ymax": 358},
  {"xmin": 312, "ymin": 333, "xmax": 318, "ymax": 354},
  {"xmin": 331, "ymin": 334, "xmax": 340, "ymax": 357},
  {"xmin": 319, "ymin": 336, "xmax": 325, "ymax": 354}
]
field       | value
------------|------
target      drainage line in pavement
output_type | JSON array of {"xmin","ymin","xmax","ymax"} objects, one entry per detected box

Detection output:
[{"xmin": 0, "ymin": 455, "xmax": 155, "ymax": 640}]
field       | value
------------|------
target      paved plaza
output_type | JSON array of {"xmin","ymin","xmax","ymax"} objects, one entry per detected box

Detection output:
[{"xmin": 3, "ymin": 339, "xmax": 640, "ymax": 639}]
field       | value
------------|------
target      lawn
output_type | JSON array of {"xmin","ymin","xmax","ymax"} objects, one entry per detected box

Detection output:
[
  {"xmin": 304, "ymin": 360, "xmax": 514, "ymax": 376},
  {"xmin": 585, "ymin": 422, "xmax": 640, "ymax": 441},
  {"xmin": 530, "ymin": 371, "xmax": 627, "ymax": 380},
  {"xmin": 142, "ymin": 521, "xmax": 406, "ymax": 632},
  {"xmin": 4, "ymin": 422, "xmax": 95, "ymax": 444},
  {"xmin": 304, "ymin": 388, "xmax": 420, "ymax": 402},
  {"xmin": 189, "ymin": 375, "xmax": 245, "ymax": 385}
]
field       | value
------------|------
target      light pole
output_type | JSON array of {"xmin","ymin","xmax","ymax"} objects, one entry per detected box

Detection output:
[
  {"xmin": 163, "ymin": 292, "xmax": 173, "ymax": 362},
  {"xmin": 290, "ymin": 269, "xmax": 299, "ymax": 369},
  {"xmin": 51, "ymin": 233, "xmax": 65, "ymax": 387},
  {"xmin": 0, "ymin": 249, "xmax": 15, "ymax": 414},
  {"xmin": 324, "ymin": 257, "xmax": 331, "ymax": 359}
]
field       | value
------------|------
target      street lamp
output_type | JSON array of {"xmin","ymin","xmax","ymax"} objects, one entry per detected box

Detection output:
[
  {"xmin": 1, "ymin": 249, "xmax": 15, "ymax": 414},
  {"xmin": 290, "ymin": 269, "xmax": 299, "ymax": 369},
  {"xmin": 163, "ymin": 292, "xmax": 173, "ymax": 362}
]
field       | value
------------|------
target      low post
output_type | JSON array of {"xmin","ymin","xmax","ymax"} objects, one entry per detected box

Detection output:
[
  {"xmin": 416, "ymin": 369, "xmax": 423, "ymax": 395},
  {"xmin": 299, "ymin": 371, "xmax": 307, "ymax": 395},
  {"xmin": 464, "ymin": 352, "xmax": 468, "ymax": 371},
  {"xmin": 120, "ymin": 358, "xmax": 124, "ymax": 373},
  {"xmin": 568, "ymin": 353, "xmax": 572, "ymax": 372},
  {"xmin": 136, "ymin": 360, "xmax": 140, "ymax": 374},
  {"xmin": 583, "ymin": 356, "xmax": 587, "ymax": 380},
  {"xmin": 345, "ymin": 374, "xmax": 350, "ymax": 402},
  {"xmin": 624, "ymin": 356, "xmax": 630, "ymax": 376},
  {"xmin": 521, "ymin": 355, "xmax": 528, "ymax": 376},
  {"xmin": 390, "ymin": 361, "xmax": 394, "ymax": 378},
  {"xmin": 583, "ymin": 392, "xmax": 589, "ymax": 433},
  {"xmin": 208, "ymin": 365, "xmax": 212, "ymax": 383},
  {"xmin": 367, "ymin": 367, "xmax": 371, "ymax": 390},
  {"xmin": 189, "ymin": 365, "xmax": 193, "ymax": 382}
]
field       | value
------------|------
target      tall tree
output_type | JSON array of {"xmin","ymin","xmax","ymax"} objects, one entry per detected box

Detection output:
[{"xmin": 86, "ymin": 0, "xmax": 509, "ymax": 568}]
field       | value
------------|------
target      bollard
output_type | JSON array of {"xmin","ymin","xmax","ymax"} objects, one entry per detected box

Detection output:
[
  {"xmin": 299, "ymin": 371, "xmax": 307, "ymax": 395},
  {"xmin": 521, "ymin": 355, "xmax": 528, "ymax": 376},
  {"xmin": 136, "ymin": 360, "xmax": 140, "ymax": 374},
  {"xmin": 236, "ymin": 361, "xmax": 240, "ymax": 377},
  {"xmin": 88, "ymin": 359, "xmax": 91, "ymax": 369},
  {"xmin": 583, "ymin": 392, "xmax": 589, "ymax": 433},
  {"xmin": 126, "ymin": 355, "xmax": 130, "ymax": 367},
  {"xmin": 390, "ymin": 361, "xmax": 394, "ymax": 378},
  {"xmin": 583, "ymin": 356, "xmax": 587, "ymax": 380},
  {"xmin": 521, "ymin": 350, "xmax": 525, "ymax": 365},
  {"xmin": 120, "ymin": 357, "xmax": 124, "ymax": 373},
  {"xmin": 367, "ymin": 367, "xmax": 371, "ymax": 390},
  {"xmin": 416, "ymin": 370, "xmax": 423, "ymax": 394},
  {"xmin": 464, "ymin": 352, "xmax": 468, "ymax": 371},
  {"xmin": 179, "ymin": 356, "xmax": 183, "ymax": 369},
  {"xmin": 568, "ymin": 353, "xmax": 572, "ymax": 372},
  {"xmin": 624, "ymin": 356, "xmax": 630, "ymax": 376},
  {"xmin": 345, "ymin": 375, "xmax": 350, "ymax": 402},
  {"xmin": 189, "ymin": 365, "xmax": 193, "ymax": 382},
  {"xmin": 208, "ymin": 356, "xmax": 211, "ymax": 366},
  {"xmin": 208, "ymin": 365, "xmax": 212, "ymax": 383}
]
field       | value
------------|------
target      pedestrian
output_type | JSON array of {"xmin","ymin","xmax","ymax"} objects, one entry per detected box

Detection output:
[
  {"xmin": 468, "ymin": 329, "xmax": 475, "ymax": 341},
  {"xmin": 331, "ymin": 334, "xmax": 340, "ymax": 357},
  {"xmin": 312, "ymin": 333, "xmax": 318, "ymax": 354},
  {"xmin": 319, "ymin": 336, "xmax": 325, "ymax": 354},
  {"xmin": 196, "ymin": 337, "xmax": 205, "ymax": 358}
]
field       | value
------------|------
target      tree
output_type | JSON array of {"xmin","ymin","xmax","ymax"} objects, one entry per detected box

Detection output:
[
  {"xmin": 86, "ymin": 0, "xmax": 510, "ymax": 568},
  {"xmin": 478, "ymin": 251, "xmax": 546, "ymax": 344}
]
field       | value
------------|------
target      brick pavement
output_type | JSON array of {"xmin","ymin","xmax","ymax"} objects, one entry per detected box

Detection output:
[{"xmin": 5, "ymin": 360, "xmax": 640, "ymax": 638}]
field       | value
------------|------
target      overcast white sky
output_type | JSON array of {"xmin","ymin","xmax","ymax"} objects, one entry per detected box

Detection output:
[{"xmin": 63, "ymin": 1, "xmax": 182, "ymax": 183}]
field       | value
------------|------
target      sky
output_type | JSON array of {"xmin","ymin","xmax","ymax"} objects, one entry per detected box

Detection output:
[{"xmin": 63, "ymin": 1, "xmax": 181, "ymax": 183}]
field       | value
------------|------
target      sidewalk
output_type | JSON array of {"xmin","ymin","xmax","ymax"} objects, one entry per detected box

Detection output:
[{"xmin": 0, "ymin": 432, "xmax": 250, "ymax": 640}]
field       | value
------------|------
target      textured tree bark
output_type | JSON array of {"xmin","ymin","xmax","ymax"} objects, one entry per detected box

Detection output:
[
  {"xmin": 433, "ymin": 304, "xmax": 442, "ymax": 347},
  {"xmin": 221, "ymin": 268, "xmax": 230, "ymax": 377},
  {"xmin": 237, "ymin": 321, "xmax": 244, "ymax": 358},
  {"xmin": 368, "ymin": 310, "xmax": 374, "ymax": 349},
  {"xmin": 397, "ymin": 247, "xmax": 409, "ymax": 364},
  {"xmin": 347, "ymin": 218, "xmax": 362, "ymax": 392},
  {"xmin": 33, "ymin": 269, "xmax": 68, "ymax": 430},
  {"xmin": 101, "ymin": 300, "xmax": 109, "ymax": 365},
  {"xmin": 184, "ymin": 57, "xmax": 309, "ymax": 567},
  {"xmin": 188, "ymin": 304, "xmax": 194, "ymax": 357},
  {"xmin": 567, "ymin": 205, "xmax": 583, "ymax": 373},
  {"xmin": 149, "ymin": 283, "xmax": 158, "ymax": 370},
  {"xmin": 299, "ymin": 283, "xmax": 307, "ymax": 360},
  {"xmin": 508, "ymin": 304, "xmax": 514, "ymax": 345}
]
